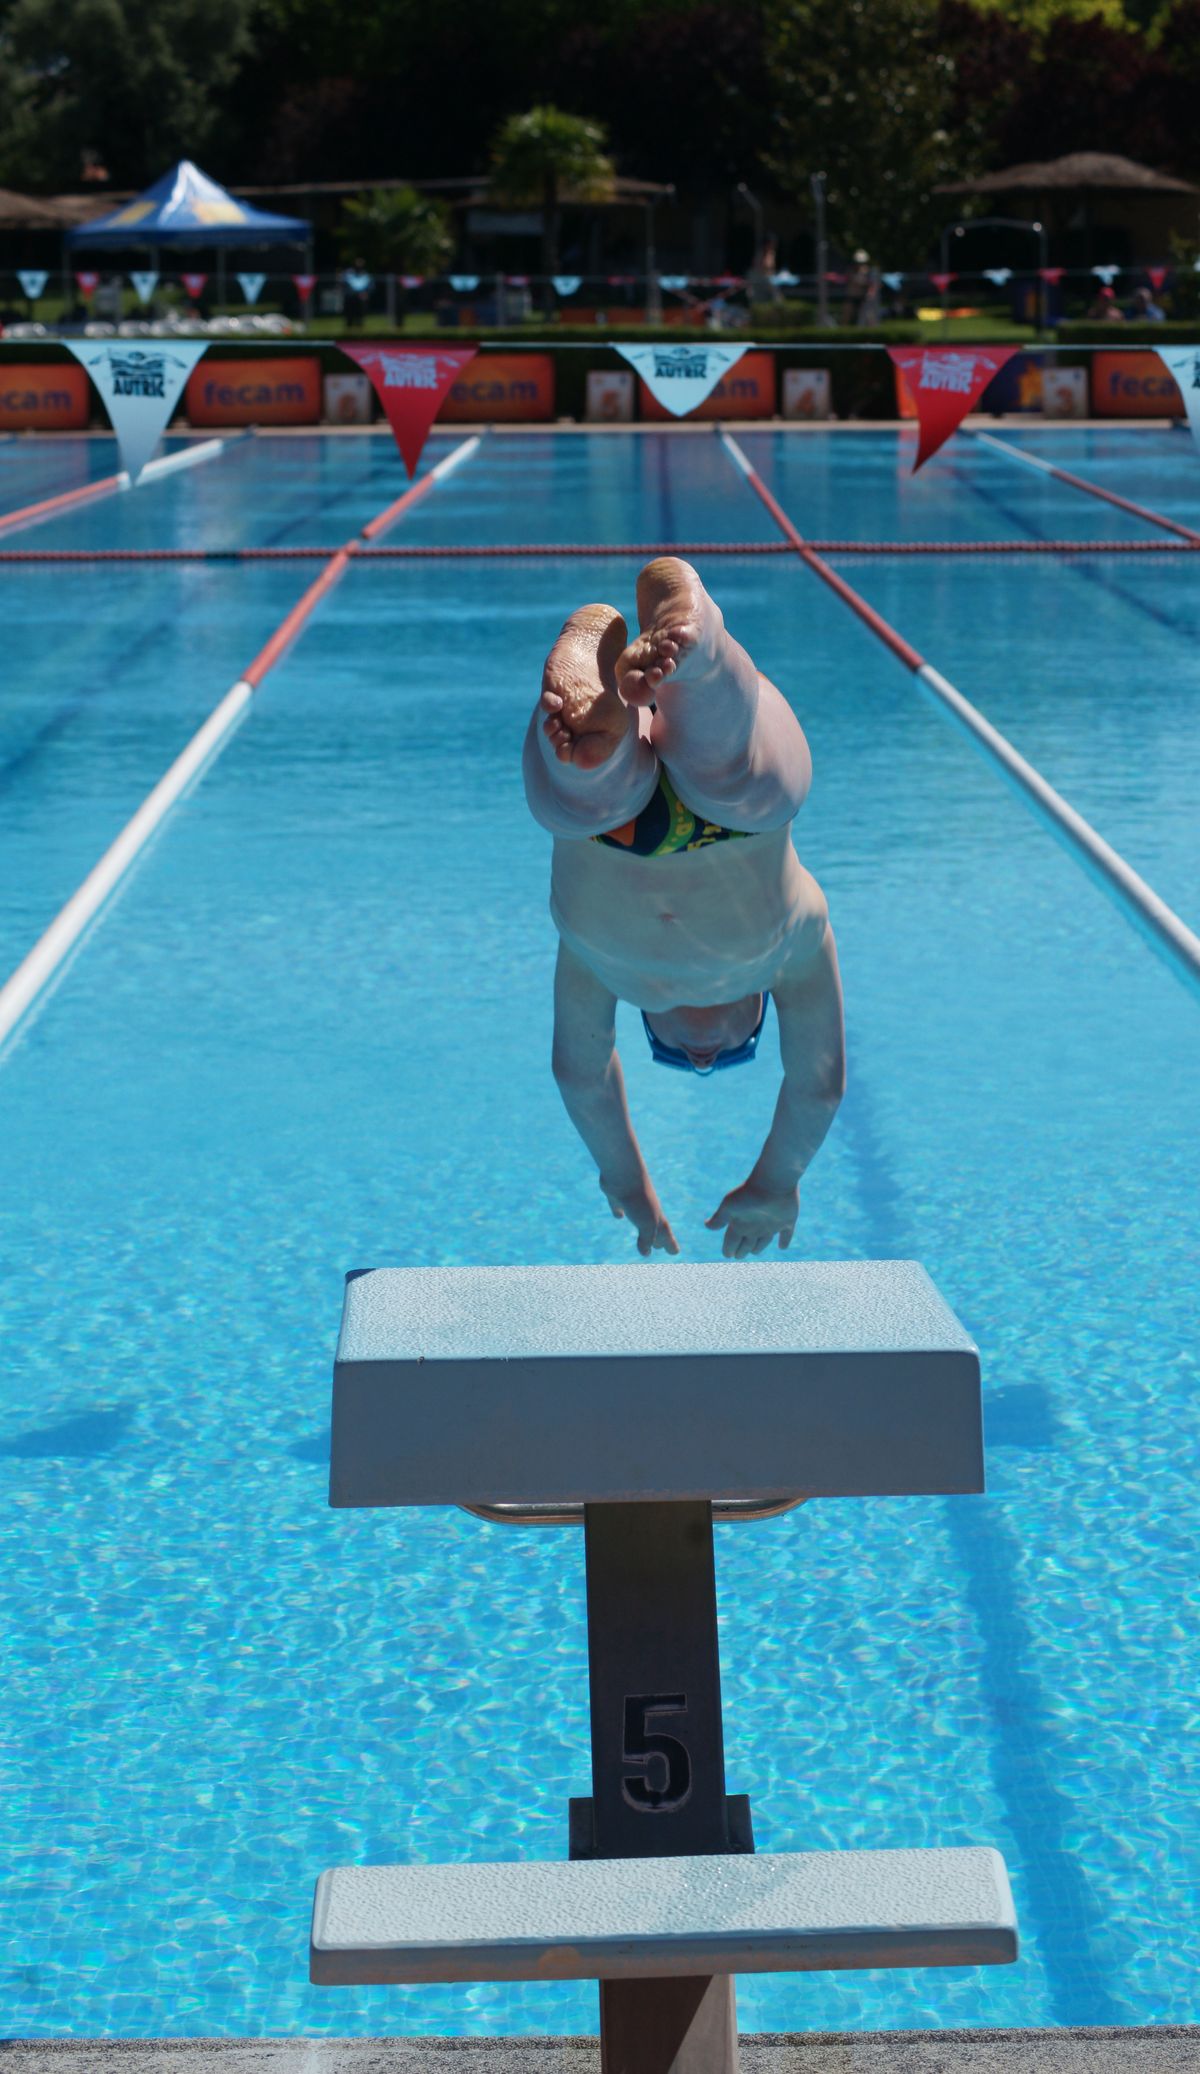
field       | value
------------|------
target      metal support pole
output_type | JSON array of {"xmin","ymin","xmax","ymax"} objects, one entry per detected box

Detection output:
[
  {"xmin": 811, "ymin": 173, "xmax": 828, "ymax": 329},
  {"xmin": 579, "ymin": 1501, "xmax": 745, "ymax": 2074}
]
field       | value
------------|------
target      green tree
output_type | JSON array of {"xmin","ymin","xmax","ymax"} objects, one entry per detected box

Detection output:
[
  {"xmin": 0, "ymin": 0, "xmax": 253, "ymax": 189},
  {"xmin": 766, "ymin": 0, "xmax": 962, "ymax": 265},
  {"xmin": 336, "ymin": 185, "xmax": 454, "ymax": 274},
  {"xmin": 489, "ymin": 104, "xmax": 615, "ymax": 302}
]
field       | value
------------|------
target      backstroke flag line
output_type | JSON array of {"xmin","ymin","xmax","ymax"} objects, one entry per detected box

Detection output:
[
  {"xmin": 338, "ymin": 345, "xmax": 477, "ymax": 475},
  {"xmin": 237, "ymin": 273, "xmax": 266, "ymax": 303},
  {"xmin": 130, "ymin": 271, "xmax": 158, "ymax": 305},
  {"xmin": 614, "ymin": 342, "xmax": 746, "ymax": 417},
  {"xmin": 17, "ymin": 270, "xmax": 47, "ymax": 299},
  {"xmin": 64, "ymin": 341, "xmax": 208, "ymax": 483},
  {"xmin": 887, "ymin": 345, "xmax": 1020, "ymax": 470},
  {"xmin": 1154, "ymin": 347, "xmax": 1199, "ymax": 449}
]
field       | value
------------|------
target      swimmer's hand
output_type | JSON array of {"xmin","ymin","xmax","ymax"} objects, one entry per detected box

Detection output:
[
  {"xmin": 601, "ymin": 1173, "xmax": 680, "ymax": 1258},
  {"xmin": 706, "ymin": 1181, "xmax": 799, "ymax": 1260}
]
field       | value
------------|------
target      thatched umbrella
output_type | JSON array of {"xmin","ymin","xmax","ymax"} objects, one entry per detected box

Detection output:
[
  {"xmin": 936, "ymin": 153, "xmax": 1198, "ymax": 265},
  {"xmin": 0, "ymin": 187, "xmax": 66, "ymax": 230}
]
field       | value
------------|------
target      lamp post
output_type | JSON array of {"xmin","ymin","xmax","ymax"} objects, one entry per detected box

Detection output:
[
  {"xmin": 810, "ymin": 171, "xmax": 829, "ymax": 328},
  {"xmin": 736, "ymin": 181, "xmax": 764, "ymax": 263},
  {"xmin": 645, "ymin": 183, "xmax": 674, "ymax": 321},
  {"xmin": 940, "ymin": 214, "xmax": 1049, "ymax": 333}
]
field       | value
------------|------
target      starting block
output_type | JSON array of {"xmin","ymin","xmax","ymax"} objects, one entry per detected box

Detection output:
[{"xmin": 311, "ymin": 1260, "xmax": 1016, "ymax": 2073}]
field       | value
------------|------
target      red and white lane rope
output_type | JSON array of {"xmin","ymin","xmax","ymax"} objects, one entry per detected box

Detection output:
[
  {"xmin": 0, "ymin": 433, "xmax": 482, "ymax": 1051},
  {"xmin": 0, "ymin": 436, "xmax": 232, "ymax": 539},
  {"xmin": 4, "ymin": 537, "xmax": 1199, "ymax": 565},
  {"xmin": 719, "ymin": 427, "xmax": 1200, "ymax": 1004},
  {"xmin": 969, "ymin": 428, "xmax": 1200, "ymax": 546}
]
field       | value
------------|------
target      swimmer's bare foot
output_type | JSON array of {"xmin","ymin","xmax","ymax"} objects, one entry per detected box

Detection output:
[
  {"xmin": 616, "ymin": 557, "xmax": 723, "ymax": 708},
  {"xmin": 540, "ymin": 604, "xmax": 633, "ymax": 768}
]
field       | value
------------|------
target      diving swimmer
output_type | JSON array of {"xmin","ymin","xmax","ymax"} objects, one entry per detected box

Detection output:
[{"xmin": 523, "ymin": 557, "xmax": 845, "ymax": 1260}]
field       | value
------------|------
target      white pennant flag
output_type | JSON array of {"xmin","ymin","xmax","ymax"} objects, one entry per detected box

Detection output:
[
  {"xmin": 882, "ymin": 272, "xmax": 904, "ymax": 291},
  {"xmin": 238, "ymin": 272, "xmax": 266, "ymax": 304},
  {"xmin": 658, "ymin": 275, "xmax": 690, "ymax": 292},
  {"xmin": 342, "ymin": 270, "xmax": 372, "ymax": 294},
  {"xmin": 552, "ymin": 275, "xmax": 582, "ymax": 296},
  {"xmin": 1154, "ymin": 347, "xmax": 1200, "ymax": 450},
  {"xmin": 984, "ymin": 268, "xmax": 1012, "ymax": 287},
  {"xmin": 1092, "ymin": 264, "xmax": 1120, "ymax": 284},
  {"xmin": 18, "ymin": 269, "xmax": 48, "ymax": 299},
  {"xmin": 449, "ymin": 274, "xmax": 479, "ymax": 292},
  {"xmin": 129, "ymin": 270, "xmax": 159, "ymax": 305},
  {"xmin": 771, "ymin": 270, "xmax": 800, "ymax": 287},
  {"xmin": 614, "ymin": 342, "xmax": 747, "ymax": 417},
  {"xmin": 63, "ymin": 341, "xmax": 208, "ymax": 484}
]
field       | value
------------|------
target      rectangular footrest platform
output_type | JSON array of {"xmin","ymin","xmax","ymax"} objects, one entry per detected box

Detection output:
[{"xmin": 311, "ymin": 1846, "xmax": 1017, "ymax": 1986}]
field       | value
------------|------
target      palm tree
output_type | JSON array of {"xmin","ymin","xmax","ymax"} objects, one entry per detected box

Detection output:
[
  {"xmin": 337, "ymin": 187, "xmax": 455, "ymax": 322},
  {"xmin": 489, "ymin": 106, "xmax": 616, "ymax": 307}
]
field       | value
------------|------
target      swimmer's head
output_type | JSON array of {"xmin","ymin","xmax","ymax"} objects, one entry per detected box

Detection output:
[{"xmin": 642, "ymin": 993, "xmax": 767, "ymax": 1075}]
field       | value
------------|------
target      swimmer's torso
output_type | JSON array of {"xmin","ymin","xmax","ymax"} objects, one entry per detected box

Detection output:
[{"xmin": 550, "ymin": 821, "xmax": 827, "ymax": 1010}]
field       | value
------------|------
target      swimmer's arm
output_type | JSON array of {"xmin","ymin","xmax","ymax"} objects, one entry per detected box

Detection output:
[
  {"xmin": 706, "ymin": 926, "xmax": 845, "ymax": 1258},
  {"xmin": 552, "ymin": 940, "xmax": 679, "ymax": 1257}
]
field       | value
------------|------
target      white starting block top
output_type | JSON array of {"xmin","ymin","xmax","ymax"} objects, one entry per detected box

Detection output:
[
  {"xmin": 310, "ymin": 1846, "xmax": 1017, "ymax": 1985},
  {"xmin": 330, "ymin": 1260, "xmax": 982, "ymax": 1508}
]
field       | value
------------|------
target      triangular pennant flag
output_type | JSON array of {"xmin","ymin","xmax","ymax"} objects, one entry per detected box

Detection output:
[
  {"xmin": 18, "ymin": 269, "xmax": 48, "ymax": 299},
  {"xmin": 1092, "ymin": 265, "xmax": 1119, "ymax": 284},
  {"xmin": 607, "ymin": 274, "xmax": 632, "ymax": 287},
  {"xmin": 715, "ymin": 273, "xmax": 742, "ymax": 288},
  {"xmin": 929, "ymin": 272, "xmax": 955, "ymax": 293},
  {"xmin": 449, "ymin": 275, "xmax": 479, "ymax": 292},
  {"xmin": 129, "ymin": 271, "xmax": 158, "ymax": 305},
  {"xmin": 237, "ymin": 272, "xmax": 266, "ymax": 303},
  {"xmin": 338, "ymin": 344, "xmax": 477, "ymax": 475},
  {"xmin": 182, "ymin": 273, "xmax": 207, "ymax": 300},
  {"xmin": 984, "ymin": 267, "xmax": 1012, "ymax": 287},
  {"xmin": 64, "ymin": 340, "xmax": 208, "ymax": 484},
  {"xmin": 399, "ymin": 274, "xmax": 424, "ymax": 289},
  {"xmin": 506, "ymin": 274, "xmax": 529, "ymax": 287},
  {"xmin": 887, "ymin": 346, "xmax": 1020, "ymax": 470},
  {"xmin": 771, "ymin": 270, "xmax": 799, "ymax": 288},
  {"xmin": 658, "ymin": 275, "xmax": 690, "ymax": 291},
  {"xmin": 1152, "ymin": 348, "xmax": 1198, "ymax": 448},
  {"xmin": 292, "ymin": 273, "xmax": 315, "ymax": 300},
  {"xmin": 614, "ymin": 342, "xmax": 747, "ymax": 418},
  {"xmin": 882, "ymin": 272, "xmax": 904, "ymax": 291},
  {"xmin": 1039, "ymin": 267, "xmax": 1064, "ymax": 285},
  {"xmin": 343, "ymin": 270, "xmax": 372, "ymax": 294},
  {"xmin": 1147, "ymin": 267, "xmax": 1168, "ymax": 293},
  {"xmin": 552, "ymin": 275, "xmax": 582, "ymax": 296},
  {"xmin": 75, "ymin": 271, "xmax": 99, "ymax": 298}
]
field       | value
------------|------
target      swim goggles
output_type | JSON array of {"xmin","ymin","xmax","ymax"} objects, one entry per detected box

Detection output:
[{"xmin": 642, "ymin": 993, "xmax": 769, "ymax": 1075}]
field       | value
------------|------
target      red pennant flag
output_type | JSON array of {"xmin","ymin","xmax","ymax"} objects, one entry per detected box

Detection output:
[
  {"xmin": 400, "ymin": 274, "xmax": 424, "ymax": 289},
  {"xmin": 182, "ymin": 273, "xmax": 207, "ymax": 301},
  {"xmin": 1148, "ymin": 266, "xmax": 1168, "ymax": 292},
  {"xmin": 339, "ymin": 345, "xmax": 477, "ymax": 476},
  {"xmin": 607, "ymin": 274, "xmax": 631, "ymax": 287},
  {"xmin": 929, "ymin": 272, "xmax": 955, "ymax": 293},
  {"xmin": 1039, "ymin": 267, "xmax": 1064, "ymax": 285},
  {"xmin": 75, "ymin": 271, "xmax": 99, "ymax": 298},
  {"xmin": 293, "ymin": 273, "xmax": 315, "ymax": 301},
  {"xmin": 506, "ymin": 274, "xmax": 529, "ymax": 287},
  {"xmin": 887, "ymin": 346, "xmax": 1020, "ymax": 470}
]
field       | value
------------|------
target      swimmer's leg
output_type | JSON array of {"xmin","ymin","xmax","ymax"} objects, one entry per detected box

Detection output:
[
  {"xmin": 616, "ymin": 558, "xmax": 811, "ymax": 832},
  {"xmin": 523, "ymin": 603, "xmax": 659, "ymax": 838}
]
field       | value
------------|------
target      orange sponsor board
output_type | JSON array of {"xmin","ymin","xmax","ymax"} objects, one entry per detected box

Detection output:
[
  {"xmin": 185, "ymin": 357, "xmax": 321, "ymax": 425},
  {"xmin": 1092, "ymin": 350, "xmax": 1183, "ymax": 417},
  {"xmin": 639, "ymin": 351, "xmax": 776, "ymax": 421},
  {"xmin": 439, "ymin": 353, "xmax": 554, "ymax": 421},
  {"xmin": 0, "ymin": 364, "xmax": 90, "ymax": 430}
]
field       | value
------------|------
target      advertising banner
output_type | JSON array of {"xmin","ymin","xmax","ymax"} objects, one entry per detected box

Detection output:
[
  {"xmin": 887, "ymin": 345, "xmax": 1019, "ymax": 467},
  {"xmin": 64, "ymin": 341, "xmax": 207, "ymax": 479},
  {"xmin": 617, "ymin": 342, "xmax": 746, "ymax": 417},
  {"xmin": 1092, "ymin": 350, "xmax": 1184, "ymax": 418},
  {"xmin": 438, "ymin": 353, "xmax": 555, "ymax": 423},
  {"xmin": 237, "ymin": 273, "xmax": 266, "ymax": 303},
  {"xmin": 0, "ymin": 363, "xmax": 91, "ymax": 431},
  {"xmin": 636, "ymin": 349, "xmax": 775, "ymax": 421},
  {"xmin": 323, "ymin": 373, "xmax": 373, "ymax": 424},
  {"xmin": 1151, "ymin": 348, "xmax": 1198, "ymax": 441},
  {"xmin": 17, "ymin": 270, "xmax": 48, "ymax": 300},
  {"xmin": 586, "ymin": 370, "xmax": 634, "ymax": 422},
  {"xmin": 782, "ymin": 367, "xmax": 831, "ymax": 420},
  {"xmin": 339, "ymin": 345, "xmax": 477, "ymax": 472},
  {"xmin": 185, "ymin": 356, "xmax": 322, "ymax": 426}
]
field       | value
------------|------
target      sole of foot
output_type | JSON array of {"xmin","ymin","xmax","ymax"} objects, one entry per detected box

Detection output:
[{"xmin": 540, "ymin": 603, "xmax": 633, "ymax": 768}]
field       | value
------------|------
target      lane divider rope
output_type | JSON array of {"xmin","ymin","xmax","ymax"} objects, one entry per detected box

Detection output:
[
  {"xmin": 0, "ymin": 436, "xmax": 232, "ymax": 539},
  {"xmin": 2, "ymin": 536, "xmax": 1199, "ymax": 565},
  {"xmin": 0, "ymin": 432, "xmax": 483, "ymax": 1052},
  {"xmin": 969, "ymin": 428, "xmax": 1200, "ymax": 545},
  {"xmin": 719, "ymin": 428, "xmax": 1200, "ymax": 1005}
]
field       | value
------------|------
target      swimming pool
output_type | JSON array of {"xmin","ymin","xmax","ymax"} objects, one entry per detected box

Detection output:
[{"xmin": 1, "ymin": 425, "xmax": 1197, "ymax": 2039}]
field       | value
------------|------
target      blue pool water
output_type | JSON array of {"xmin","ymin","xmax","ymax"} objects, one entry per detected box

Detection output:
[{"xmin": 1, "ymin": 427, "xmax": 1198, "ymax": 2039}]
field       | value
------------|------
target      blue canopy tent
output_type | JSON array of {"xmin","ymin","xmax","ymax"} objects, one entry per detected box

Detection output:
[{"xmin": 67, "ymin": 159, "xmax": 312, "ymax": 305}]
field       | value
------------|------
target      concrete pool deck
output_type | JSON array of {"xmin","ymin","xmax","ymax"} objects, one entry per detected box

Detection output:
[{"xmin": 3, "ymin": 2035, "xmax": 1199, "ymax": 2070}]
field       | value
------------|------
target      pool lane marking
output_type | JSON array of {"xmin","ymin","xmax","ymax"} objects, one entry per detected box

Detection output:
[
  {"xmin": 719, "ymin": 428, "xmax": 1200, "ymax": 1006},
  {"xmin": 0, "ymin": 432, "xmax": 483, "ymax": 1052},
  {"xmin": 0, "ymin": 436, "xmax": 231, "ymax": 539},
  {"xmin": 970, "ymin": 429, "xmax": 1200, "ymax": 545}
]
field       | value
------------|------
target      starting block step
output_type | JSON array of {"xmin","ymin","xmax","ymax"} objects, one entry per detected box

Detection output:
[
  {"xmin": 310, "ymin": 1846, "xmax": 1017, "ymax": 1986},
  {"xmin": 330, "ymin": 1260, "xmax": 982, "ymax": 1508}
]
